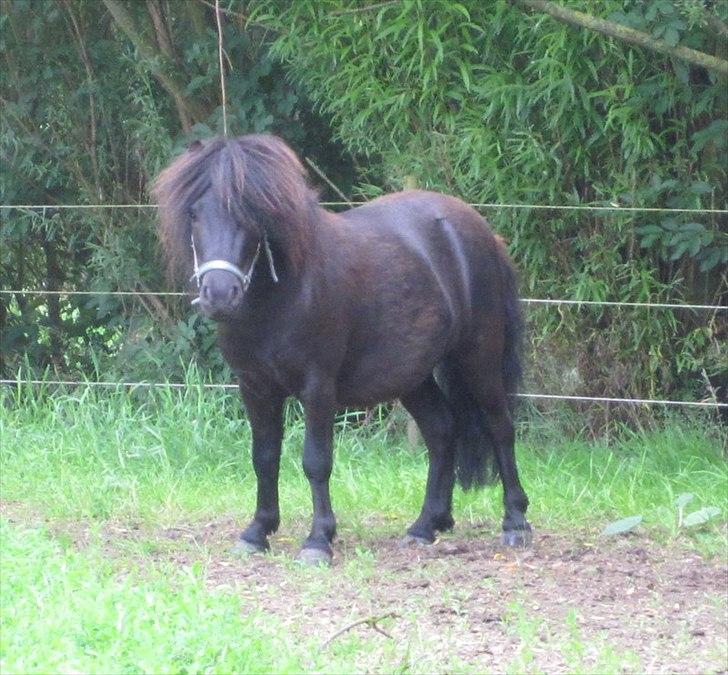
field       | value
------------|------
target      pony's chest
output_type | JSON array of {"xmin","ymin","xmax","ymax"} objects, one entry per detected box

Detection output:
[{"xmin": 221, "ymin": 337, "xmax": 306, "ymax": 397}]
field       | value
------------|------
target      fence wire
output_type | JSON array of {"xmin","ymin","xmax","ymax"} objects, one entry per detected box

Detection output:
[
  {"xmin": 1, "ymin": 202, "xmax": 727, "ymax": 214},
  {"xmin": 0, "ymin": 288, "xmax": 724, "ymax": 311},
  {"xmin": 2, "ymin": 200, "xmax": 724, "ymax": 409},
  {"xmin": 0, "ymin": 378, "xmax": 724, "ymax": 409}
]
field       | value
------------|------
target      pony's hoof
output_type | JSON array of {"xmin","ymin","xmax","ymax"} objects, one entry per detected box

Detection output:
[
  {"xmin": 400, "ymin": 533, "xmax": 433, "ymax": 547},
  {"xmin": 297, "ymin": 547, "xmax": 332, "ymax": 566},
  {"xmin": 501, "ymin": 528, "xmax": 533, "ymax": 547},
  {"xmin": 231, "ymin": 539, "xmax": 268, "ymax": 556}
]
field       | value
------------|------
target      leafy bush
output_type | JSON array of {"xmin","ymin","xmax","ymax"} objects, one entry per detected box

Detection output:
[
  {"xmin": 1, "ymin": 0, "xmax": 725, "ymax": 428},
  {"xmin": 251, "ymin": 0, "xmax": 727, "ymax": 421},
  {"xmin": 1, "ymin": 0, "xmax": 353, "ymax": 383}
]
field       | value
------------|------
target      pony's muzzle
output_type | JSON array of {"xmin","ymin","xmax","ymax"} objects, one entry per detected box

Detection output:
[{"xmin": 197, "ymin": 269, "xmax": 244, "ymax": 319}]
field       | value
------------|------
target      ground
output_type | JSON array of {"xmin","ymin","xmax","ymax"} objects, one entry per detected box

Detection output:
[
  {"xmin": 4, "ymin": 502, "xmax": 726, "ymax": 674},
  {"xmin": 1, "ymin": 392, "xmax": 725, "ymax": 672}
]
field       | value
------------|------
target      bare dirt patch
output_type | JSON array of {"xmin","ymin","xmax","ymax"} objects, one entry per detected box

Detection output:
[
  {"xmin": 3, "ymin": 502, "xmax": 726, "ymax": 673},
  {"xmin": 204, "ymin": 526, "xmax": 727, "ymax": 673}
]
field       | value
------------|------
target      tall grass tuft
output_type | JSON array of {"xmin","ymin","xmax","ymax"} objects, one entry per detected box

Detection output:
[{"xmin": 1, "ymin": 378, "xmax": 725, "ymax": 555}]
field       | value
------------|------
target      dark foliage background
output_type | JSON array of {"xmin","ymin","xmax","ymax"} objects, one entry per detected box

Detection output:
[{"xmin": 1, "ymin": 0, "xmax": 726, "ymax": 425}]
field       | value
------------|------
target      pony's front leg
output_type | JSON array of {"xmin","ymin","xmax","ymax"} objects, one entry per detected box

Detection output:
[
  {"xmin": 298, "ymin": 383, "xmax": 337, "ymax": 565},
  {"xmin": 235, "ymin": 389, "xmax": 284, "ymax": 554}
]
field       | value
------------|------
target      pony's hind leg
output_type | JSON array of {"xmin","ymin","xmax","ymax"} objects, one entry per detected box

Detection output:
[
  {"xmin": 458, "ymin": 356, "xmax": 532, "ymax": 546},
  {"xmin": 400, "ymin": 375, "xmax": 457, "ymax": 544}
]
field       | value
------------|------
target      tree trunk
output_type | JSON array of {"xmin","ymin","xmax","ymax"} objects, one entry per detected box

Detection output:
[
  {"xmin": 102, "ymin": 0, "xmax": 205, "ymax": 132},
  {"xmin": 516, "ymin": 0, "xmax": 728, "ymax": 77}
]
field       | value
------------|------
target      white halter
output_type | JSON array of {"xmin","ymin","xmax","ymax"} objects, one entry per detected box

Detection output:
[{"xmin": 190, "ymin": 233, "xmax": 278, "ymax": 305}]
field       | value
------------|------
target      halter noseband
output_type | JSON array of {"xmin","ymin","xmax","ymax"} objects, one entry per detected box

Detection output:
[{"xmin": 190, "ymin": 233, "xmax": 278, "ymax": 306}]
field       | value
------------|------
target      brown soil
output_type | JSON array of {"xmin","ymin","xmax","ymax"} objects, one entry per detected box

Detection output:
[{"xmin": 3, "ymin": 503, "xmax": 727, "ymax": 674}]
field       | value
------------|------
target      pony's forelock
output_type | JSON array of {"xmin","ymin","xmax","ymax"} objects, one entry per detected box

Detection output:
[{"xmin": 152, "ymin": 135, "xmax": 317, "ymax": 285}]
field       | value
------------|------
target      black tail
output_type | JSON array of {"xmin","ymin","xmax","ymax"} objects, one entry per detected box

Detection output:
[
  {"xmin": 436, "ymin": 360, "xmax": 499, "ymax": 489},
  {"xmin": 498, "ymin": 245, "xmax": 524, "ymax": 416},
  {"xmin": 436, "ymin": 243, "xmax": 524, "ymax": 491}
]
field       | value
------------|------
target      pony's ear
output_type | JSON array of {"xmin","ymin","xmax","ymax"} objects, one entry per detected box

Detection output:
[{"xmin": 187, "ymin": 139, "xmax": 204, "ymax": 153}]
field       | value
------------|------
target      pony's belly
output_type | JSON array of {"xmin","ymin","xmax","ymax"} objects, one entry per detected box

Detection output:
[
  {"xmin": 335, "ymin": 322, "xmax": 453, "ymax": 406},
  {"xmin": 334, "ymin": 359, "xmax": 435, "ymax": 407}
]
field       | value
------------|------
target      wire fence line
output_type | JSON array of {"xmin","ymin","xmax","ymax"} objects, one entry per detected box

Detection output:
[
  {"xmin": 0, "ymin": 378, "xmax": 724, "ymax": 409},
  {"xmin": 0, "ymin": 288, "xmax": 724, "ymax": 311},
  {"xmin": 0, "ymin": 289, "xmax": 189, "ymax": 297},
  {"xmin": 516, "ymin": 393, "xmax": 725, "ymax": 408},
  {"xmin": 3, "ymin": 200, "xmax": 724, "ymax": 311},
  {"xmin": 520, "ymin": 298, "xmax": 725, "ymax": 311},
  {"xmin": 3, "ymin": 201, "xmax": 723, "ymax": 408},
  {"xmin": 1, "ymin": 202, "xmax": 727, "ymax": 214}
]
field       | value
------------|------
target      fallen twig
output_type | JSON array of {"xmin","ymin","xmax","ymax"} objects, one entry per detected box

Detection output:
[{"xmin": 320, "ymin": 611, "xmax": 400, "ymax": 650}]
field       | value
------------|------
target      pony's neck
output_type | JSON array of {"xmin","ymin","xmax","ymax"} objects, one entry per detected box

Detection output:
[{"xmin": 265, "ymin": 197, "xmax": 326, "ymax": 277}]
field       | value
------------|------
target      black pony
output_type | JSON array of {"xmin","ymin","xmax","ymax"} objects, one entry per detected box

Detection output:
[{"xmin": 154, "ymin": 135, "xmax": 530, "ymax": 564}]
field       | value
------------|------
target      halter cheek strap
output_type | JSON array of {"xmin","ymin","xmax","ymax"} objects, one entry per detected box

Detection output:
[{"xmin": 189, "ymin": 233, "xmax": 277, "ymax": 306}]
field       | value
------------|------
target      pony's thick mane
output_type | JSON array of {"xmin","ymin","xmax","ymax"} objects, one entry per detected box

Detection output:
[{"xmin": 152, "ymin": 134, "xmax": 318, "ymax": 283}]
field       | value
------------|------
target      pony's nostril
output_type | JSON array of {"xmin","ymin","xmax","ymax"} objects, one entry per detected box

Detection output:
[
  {"xmin": 227, "ymin": 284, "xmax": 241, "ymax": 302},
  {"xmin": 201, "ymin": 284, "xmax": 210, "ymax": 300}
]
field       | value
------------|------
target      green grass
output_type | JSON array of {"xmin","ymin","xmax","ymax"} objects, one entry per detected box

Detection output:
[
  {"xmin": 1, "ymin": 385, "xmax": 726, "ymax": 673},
  {"xmin": 500, "ymin": 604, "xmax": 642, "ymax": 675},
  {"xmin": 1, "ymin": 385, "xmax": 724, "ymax": 549},
  {"xmin": 0, "ymin": 520, "xmax": 307, "ymax": 674},
  {"xmin": 0, "ymin": 519, "xmax": 656, "ymax": 675}
]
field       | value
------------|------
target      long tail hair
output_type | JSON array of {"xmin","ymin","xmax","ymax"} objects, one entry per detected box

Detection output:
[{"xmin": 437, "ymin": 238, "xmax": 524, "ymax": 489}]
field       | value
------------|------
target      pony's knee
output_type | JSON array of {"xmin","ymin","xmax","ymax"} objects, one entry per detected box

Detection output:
[
  {"xmin": 302, "ymin": 452, "xmax": 333, "ymax": 483},
  {"xmin": 252, "ymin": 453, "xmax": 280, "ymax": 479}
]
